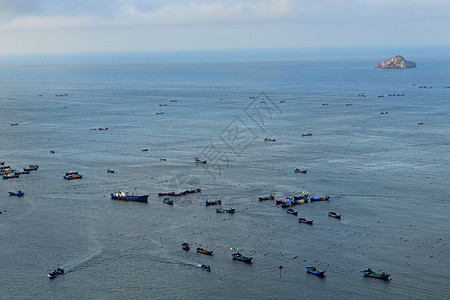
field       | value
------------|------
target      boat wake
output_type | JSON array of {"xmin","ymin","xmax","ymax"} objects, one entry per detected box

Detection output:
[{"xmin": 60, "ymin": 248, "xmax": 103, "ymax": 274}]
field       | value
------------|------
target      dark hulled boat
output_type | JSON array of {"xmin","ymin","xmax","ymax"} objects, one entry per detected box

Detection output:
[
  {"xmin": 205, "ymin": 199, "xmax": 222, "ymax": 206},
  {"xmin": 182, "ymin": 243, "xmax": 190, "ymax": 251},
  {"xmin": 48, "ymin": 267, "xmax": 64, "ymax": 279},
  {"xmin": 110, "ymin": 189, "xmax": 149, "ymax": 202},
  {"xmin": 298, "ymin": 218, "xmax": 313, "ymax": 224},
  {"xmin": 328, "ymin": 211, "xmax": 341, "ymax": 219},
  {"xmin": 197, "ymin": 248, "xmax": 214, "ymax": 256},
  {"xmin": 232, "ymin": 253, "xmax": 253, "ymax": 264}
]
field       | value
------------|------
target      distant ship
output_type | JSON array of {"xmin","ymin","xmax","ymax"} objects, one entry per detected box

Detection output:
[{"xmin": 110, "ymin": 188, "xmax": 149, "ymax": 202}]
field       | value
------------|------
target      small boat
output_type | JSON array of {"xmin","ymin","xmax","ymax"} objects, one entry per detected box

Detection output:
[
  {"xmin": 298, "ymin": 218, "xmax": 313, "ymax": 224},
  {"xmin": 98, "ymin": 127, "xmax": 108, "ymax": 131},
  {"xmin": 281, "ymin": 200, "xmax": 294, "ymax": 208},
  {"xmin": 287, "ymin": 209, "xmax": 298, "ymax": 215},
  {"xmin": 156, "ymin": 112, "xmax": 164, "ymax": 115},
  {"xmin": 182, "ymin": 243, "xmax": 190, "ymax": 251},
  {"xmin": 10, "ymin": 123, "xmax": 19, "ymax": 126},
  {"xmin": 294, "ymin": 199, "xmax": 307, "ymax": 205},
  {"xmin": 378, "ymin": 95, "xmax": 384, "ymax": 98},
  {"xmin": 417, "ymin": 122, "xmax": 424, "ymax": 125},
  {"xmin": 306, "ymin": 266, "xmax": 326, "ymax": 277},
  {"xmin": 264, "ymin": 138, "xmax": 276, "ymax": 142},
  {"xmin": 197, "ymin": 248, "xmax": 214, "ymax": 256},
  {"xmin": 216, "ymin": 208, "xmax": 235, "ymax": 213},
  {"xmin": 9, "ymin": 191, "xmax": 24, "ymax": 197},
  {"xmin": 168, "ymin": 191, "xmax": 187, "ymax": 197},
  {"xmin": 232, "ymin": 253, "xmax": 253, "ymax": 264},
  {"xmin": 201, "ymin": 264, "xmax": 211, "ymax": 271},
  {"xmin": 310, "ymin": 196, "xmax": 330, "ymax": 202},
  {"xmin": 362, "ymin": 268, "xmax": 390, "ymax": 280},
  {"xmin": 328, "ymin": 211, "xmax": 341, "ymax": 219},
  {"xmin": 184, "ymin": 188, "xmax": 202, "ymax": 194},
  {"xmin": 293, "ymin": 194, "xmax": 308, "ymax": 200},
  {"xmin": 205, "ymin": 199, "xmax": 222, "ymax": 206},
  {"xmin": 14, "ymin": 170, "xmax": 30, "ymax": 175},
  {"xmin": 142, "ymin": 148, "xmax": 148, "ymax": 151},
  {"xmin": 170, "ymin": 100, "xmax": 177, "ymax": 103},
  {"xmin": 380, "ymin": 111, "xmax": 388, "ymax": 114},
  {"xmin": 259, "ymin": 195, "xmax": 274, "ymax": 201},
  {"xmin": 163, "ymin": 198, "xmax": 174, "ymax": 205},
  {"xmin": 346, "ymin": 103, "xmax": 352, "ymax": 106},
  {"xmin": 195, "ymin": 158, "xmax": 207, "ymax": 164},
  {"xmin": 107, "ymin": 169, "xmax": 115, "ymax": 173},
  {"xmin": 160, "ymin": 158, "xmax": 167, "ymax": 161},
  {"xmin": 3, "ymin": 173, "xmax": 19, "ymax": 179},
  {"xmin": 158, "ymin": 192, "xmax": 171, "ymax": 197},
  {"xmin": 63, "ymin": 173, "xmax": 83, "ymax": 180},
  {"xmin": 159, "ymin": 103, "xmax": 167, "ymax": 106},
  {"xmin": 294, "ymin": 169, "xmax": 307, "ymax": 173},
  {"xmin": 301, "ymin": 133, "xmax": 312, "ymax": 137},
  {"xmin": 47, "ymin": 267, "xmax": 64, "ymax": 279},
  {"xmin": 110, "ymin": 189, "xmax": 149, "ymax": 202},
  {"xmin": 24, "ymin": 165, "xmax": 39, "ymax": 171}
]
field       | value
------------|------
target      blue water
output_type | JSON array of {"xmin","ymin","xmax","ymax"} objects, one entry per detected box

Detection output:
[{"xmin": 0, "ymin": 49, "xmax": 449, "ymax": 299}]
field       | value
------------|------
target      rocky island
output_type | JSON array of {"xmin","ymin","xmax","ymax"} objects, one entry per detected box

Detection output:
[{"xmin": 375, "ymin": 55, "xmax": 416, "ymax": 69}]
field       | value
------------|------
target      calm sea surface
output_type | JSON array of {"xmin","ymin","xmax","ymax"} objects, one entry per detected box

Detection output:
[{"xmin": 0, "ymin": 51, "xmax": 449, "ymax": 299}]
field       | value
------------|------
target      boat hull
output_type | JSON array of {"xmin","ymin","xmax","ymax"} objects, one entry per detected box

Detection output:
[
  {"xmin": 110, "ymin": 194, "xmax": 149, "ymax": 202},
  {"xmin": 362, "ymin": 270, "xmax": 390, "ymax": 280},
  {"xmin": 306, "ymin": 267, "xmax": 325, "ymax": 277}
]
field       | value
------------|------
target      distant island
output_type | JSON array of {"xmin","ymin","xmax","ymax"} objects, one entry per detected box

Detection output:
[{"xmin": 375, "ymin": 55, "xmax": 416, "ymax": 69}]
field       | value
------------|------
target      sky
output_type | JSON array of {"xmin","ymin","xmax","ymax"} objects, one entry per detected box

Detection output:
[{"xmin": 0, "ymin": 0, "xmax": 449, "ymax": 55}]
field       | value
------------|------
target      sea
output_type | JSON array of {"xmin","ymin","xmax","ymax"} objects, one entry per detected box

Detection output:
[{"xmin": 0, "ymin": 47, "xmax": 449, "ymax": 299}]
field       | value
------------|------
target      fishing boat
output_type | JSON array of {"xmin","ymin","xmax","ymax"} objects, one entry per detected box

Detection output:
[
  {"xmin": 216, "ymin": 208, "xmax": 235, "ymax": 213},
  {"xmin": 232, "ymin": 253, "xmax": 253, "ymax": 264},
  {"xmin": 98, "ymin": 127, "xmax": 108, "ymax": 131},
  {"xmin": 47, "ymin": 267, "xmax": 64, "ymax": 279},
  {"xmin": 159, "ymin": 103, "xmax": 167, "ymax": 106},
  {"xmin": 163, "ymin": 198, "xmax": 174, "ymax": 205},
  {"xmin": 205, "ymin": 199, "xmax": 222, "ymax": 206},
  {"xmin": 195, "ymin": 158, "xmax": 207, "ymax": 164},
  {"xmin": 306, "ymin": 266, "xmax": 326, "ymax": 277},
  {"xmin": 107, "ymin": 169, "xmax": 115, "ymax": 173},
  {"xmin": 294, "ymin": 199, "xmax": 307, "ymax": 205},
  {"xmin": 293, "ymin": 194, "xmax": 308, "ymax": 200},
  {"xmin": 328, "ymin": 211, "xmax": 341, "ymax": 219},
  {"xmin": 294, "ymin": 169, "xmax": 307, "ymax": 173},
  {"xmin": 362, "ymin": 268, "xmax": 390, "ymax": 280},
  {"xmin": 185, "ymin": 188, "xmax": 202, "ymax": 194},
  {"xmin": 3, "ymin": 173, "xmax": 19, "ymax": 179},
  {"xmin": 417, "ymin": 122, "xmax": 424, "ymax": 125},
  {"xmin": 14, "ymin": 170, "xmax": 30, "ymax": 175},
  {"xmin": 281, "ymin": 200, "xmax": 294, "ymax": 208},
  {"xmin": 63, "ymin": 173, "xmax": 82, "ymax": 180},
  {"xmin": 201, "ymin": 264, "xmax": 211, "ymax": 271},
  {"xmin": 287, "ymin": 209, "xmax": 298, "ymax": 215},
  {"xmin": 301, "ymin": 133, "xmax": 312, "ymax": 137},
  {"xmin": 310, "ymin": 196, "xmax": 330, "ymax": 202},
  {"xmin": 197, "ymin": 248, "xmax": 214, "ymax": 256},
  {"xmin": 9, "ymin": 190, "xmax": 24, "ymax": 197},
  {"xmin": 169, "ymin": 191, "xmax": 187, "ymax": 197},
  {"xmin": 298, "ymin": 218, "xmax": 313, "ymax": 224},
  {"xmin": 110, "ymin": 188, "xmax": 149, "ymax": 202},
  {"xmin": 156, "ymin": 112, "xmax": 164, "ymax": 115},
  {"xmin": 24, "ymin": 165, "xmax": 39, "ymax": 171},
  {"xmin": 182, "ymin": 243, "xmax": 190, "ymax": 251},
  {"xmin": 380, "ymin": 111, "xmax": 389, "ymax": 114},
  {"xmin": 264, "ymin": 138, "xmax": 276, "ymax": 142},
  {"xmin": 259, "ymin": 195, "xmax": 274, "ymax": 201}
]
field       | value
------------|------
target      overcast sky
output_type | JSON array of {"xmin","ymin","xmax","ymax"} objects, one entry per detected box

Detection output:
[{"xmin": 0, "ymin": 0, "xmax": 449, "ymax": 54}]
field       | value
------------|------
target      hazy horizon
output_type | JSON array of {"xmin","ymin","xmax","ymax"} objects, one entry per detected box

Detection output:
[{"xmin": 1, "ymin": 0, "xmax": 449, "ymax": 55}]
